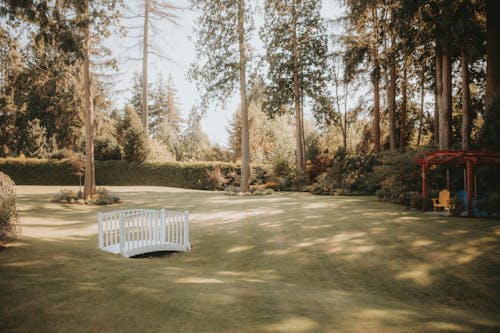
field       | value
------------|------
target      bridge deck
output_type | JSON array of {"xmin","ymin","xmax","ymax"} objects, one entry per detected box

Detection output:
[{"xmin": 102, "ymin": 241, "xmax": 189, "ymax": 258}]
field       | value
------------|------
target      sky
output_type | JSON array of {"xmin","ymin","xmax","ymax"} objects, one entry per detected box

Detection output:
[{"xmin": 109, "ymin": 0, "xmax": 341, "ymax": 147}]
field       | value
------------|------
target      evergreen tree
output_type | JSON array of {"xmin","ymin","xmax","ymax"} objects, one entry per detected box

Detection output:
[
  {"xmin": 179, "ymin": 106, "xmax": 210, "ymax": 161},
  {"xmin": 123, "ymin": 105, "xmax": 150, "ymax": 162},
  {"xmin": 189, "ymin": 0, "xmax": 252, "ymax": 191},
  {"xmin": 262, "ymin": 0, "xmax": 328, "ymax": 177},
  {"xmin": 24, "ymin": 118, "xmax": 48, "ymax": 158},
  {"xmin": 149, "ymin": 74, "xmax": 183, "ymax": 138}
]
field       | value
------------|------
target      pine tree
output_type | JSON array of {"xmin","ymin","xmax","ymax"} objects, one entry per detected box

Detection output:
[
  {"xmin": 262, "ymin": 0, "xmax": 327, "ymax": 177},
  {"xmin": 179, "ymin": 106, "xmax": 210, "ymax": 161},
  {"xmin": 24, "ymin": 118, "xmax": 48, "ymax": 158},
  {"xmin": 189, "ymin": 0, "xmax": 252, "ymax": 191},
  {"xmin": 123, "ymin": 105, "xmax": 150, "ymax": 162}
]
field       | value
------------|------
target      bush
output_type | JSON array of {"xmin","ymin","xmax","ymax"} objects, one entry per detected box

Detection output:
[
  {"xmin": 309, "ymin": 149, "xmax": 381, "ymax": 195},
  {"xmin": 52, "ymin": 188, "xmax": 82, "ymax": 203},
  {"xmin": 89, "ymin": 187, "xmax": 121, "ymax": 205},
  {"xmin": 0, "ymin": 172, "xmax": 20, "ymax": 243},
  {"xmin": 0, "ymin": 158, "xmax": 269, "ymax": 191},
  {"xmin": 52, "ymin": 187, "xmax": 120, "ymax": 205},
  {"xmin": 373, "ymin": 151, "xmax": 422, "ymax": 205}
]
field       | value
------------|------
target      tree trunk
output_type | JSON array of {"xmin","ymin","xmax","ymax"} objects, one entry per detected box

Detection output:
[
  {"xmin": 292, "ymin": 1, "xmax": 305, "ymax": 177},
  {"xmin": 435, "ymin": 45, "xmax": 442, "ymax": 147},
  {"xmin": 238, "ymin": 0, "xmax": 250, "ymax": 192},
  {"xmin": 400, "ymin": 62, "xmax": 408, "ymax": 150},
  {"xmin": 440, "ymin": 46, "xmax": 452, "ymax": 149},
  {"xmin": 372, "ymin": 54, "xmax": 381, "ymax": 153},
  {"xmin": 388, "ymin": 54, "xmax": 397, "ymax": 150},
  {"xmin": 83, "ymin": 0, "xmax": 95, "ymax": 200},
  {"xmin": 486, "ymin": 0, "xmax": 500, "ymax": 107},
  {"xmin": 417, "ymin": 70, "xmax": 425, "ymax": 147},
  {"xmin": 142, "ymin": 0, "xmax": 149, "ymax": 136},
  {"xmin": 461, "ymin": 47, "xmax": 471, "ymax": 150}
]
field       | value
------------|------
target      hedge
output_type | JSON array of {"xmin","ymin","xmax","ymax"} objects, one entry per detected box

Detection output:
[{"xmin": 0, "ymin": 158, "xmax": 269, "ymax": 190}]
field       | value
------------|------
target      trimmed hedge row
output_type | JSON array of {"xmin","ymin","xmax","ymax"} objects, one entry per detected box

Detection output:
[{"xmin": 0, "ymin": 158, "xmax": 265, "ymax": 190}]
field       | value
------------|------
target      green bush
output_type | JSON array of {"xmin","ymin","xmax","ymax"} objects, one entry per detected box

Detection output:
[
  {"xmin": 0, "ymin": 158, "xmax": 270, "ymax": 191},
  {"xmin": 309, "ymin": 149, "xmax": 381, "ymax": 195},
  {"xmin": 373, "ymin": 151, "xmax": 422, "ymax": 205},
  {"xmin": 0, "ymin": 172, "xmax": 20, "ymax": 243}
]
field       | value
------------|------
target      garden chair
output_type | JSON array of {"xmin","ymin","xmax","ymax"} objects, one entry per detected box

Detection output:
[{"xmin": 432, "ymin": 189, "xmax": 451, "ymax": 214}]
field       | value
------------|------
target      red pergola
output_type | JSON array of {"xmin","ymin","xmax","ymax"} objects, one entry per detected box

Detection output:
[{"xmin": 416, "ymin": 150, "xmax": 500, "ymax": 216}]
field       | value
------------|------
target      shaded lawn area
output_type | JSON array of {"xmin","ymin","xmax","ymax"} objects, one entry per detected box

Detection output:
[{"xmin": 1, "ymin": 186, "xmax": 500, "ymax": 332}]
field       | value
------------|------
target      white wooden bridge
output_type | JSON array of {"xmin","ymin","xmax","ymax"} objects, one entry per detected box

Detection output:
[{"xmin": 98, "ymin": 209, "xmax": 190, "ymax": 258}]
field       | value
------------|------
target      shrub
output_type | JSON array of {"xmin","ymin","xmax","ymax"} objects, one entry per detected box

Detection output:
[
  {"xmin": 0, "ymin": 158, "xmax": 269, "ymax": 191},
  {"xmin": 0, "ymin": 172, "xmax": 20, "ymax": 243},
  {"xmin": 52, "ymin": 187, "xmax": 120, "ymax": 205},
  {"xmin": 373, "ymin": 151, "xmax": 421, "ymax": 205},
  {"xmin": 89, "ymin": 187, "xmax": 121, "ymax": 205},
  {"xmin": 52, "ymin": 189, "xmax": 81, "ymax": 203},
  {"xmin": 309, "ymin": 149, "xmax": 380, "ymax": 195},
  {"xmin": 206, "ymin": 167, "xmax": 230, "ymax": 191}
]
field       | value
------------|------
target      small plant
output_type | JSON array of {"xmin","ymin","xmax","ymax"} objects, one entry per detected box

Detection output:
[
  {"xmin": 89, "ymin": 187, "xmax": 121, "ymax": 205},
  {"xmin": 52, "ymin": 189, "xmax": 80, "ymax": 203}
]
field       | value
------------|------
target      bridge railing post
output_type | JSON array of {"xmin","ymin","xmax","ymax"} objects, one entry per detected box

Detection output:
[
  {"xmin": 160, "ymin": 209, "xmax": 166, "ymax": 243},
  {"xmin": 119, "ymin": 215, "xmax": 125, "ymax": 257},
  {"xmin": 98, "ymin": 212, "xmax": 103, "ymax": 249},
  {"xmin": 184, "ymin": 210, "xmax": 190, "ymax": 251}
]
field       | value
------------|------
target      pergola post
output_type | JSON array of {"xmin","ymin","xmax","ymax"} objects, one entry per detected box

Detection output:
[
  {"xmin": 466, "ymin": 159, "xmax": 473, "ymax": 216},
  {"xmin": 422, "ymin": 163, "xmax": 427, "ymax": 211}
]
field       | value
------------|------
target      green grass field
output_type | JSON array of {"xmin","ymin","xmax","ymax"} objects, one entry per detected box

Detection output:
[{"xmin": 1, "ymin": 186, "xmax": 499, "ymax": 332}]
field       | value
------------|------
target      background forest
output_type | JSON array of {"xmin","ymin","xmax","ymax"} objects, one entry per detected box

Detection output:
[{"xmin": 1, "ymin": 0, "xmax": 499, "ymax": 207}]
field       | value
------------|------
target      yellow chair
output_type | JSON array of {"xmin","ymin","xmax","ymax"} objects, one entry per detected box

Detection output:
[{"xmin": 432, "ymin": 189, "xmax": 451, "ymax": 214}]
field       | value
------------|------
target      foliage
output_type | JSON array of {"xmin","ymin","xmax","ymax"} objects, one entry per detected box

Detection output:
[
  {"xmin": 51, "ymin": 187, "xmax": 120, "ymax": 205},
  {"xmin": 374, "ymin": 151, "xmax": 422, "ymax": 206},
  {"xmin": 122, "ymin": 105, "xmax": 150, "ymax": 162},
  {"xmin": 23, "ymin": 118, "xmax": 48, "ymax": 158},
  {"xmin": 0, "ymin": 158, "xmax": 271, "ymax": 191},
  {"xmin": 479, "ymin": 92, "xmax": 500, "ymax": 150},
  {"xmin": 206, "ymin": 167, "xmax": 230, "ymax": 191},
  {"xmin": 95, "ymin": 134, "xmax": 121, "ymax": 161},
  {"xmin": 88, "ymin": 187, "xmax": 121, "ymax": 205},
  {"xmin": 308, "ymin": 149, "xmax": 380, "ymax": 195},
  {"xmin": 0, "ymin": 172, "xmax": 20, "ymax": 243},
  {"xmin": 178, "ymin": 107, "xmax": 211, "ymax": 161}
]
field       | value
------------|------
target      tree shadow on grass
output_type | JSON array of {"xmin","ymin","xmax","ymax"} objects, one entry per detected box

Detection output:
[{"xmin": 3, "ymin": 187, "xmax": 500, "ymax": 332}]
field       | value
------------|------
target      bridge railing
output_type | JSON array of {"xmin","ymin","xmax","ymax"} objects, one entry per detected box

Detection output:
[{"xmin": 98, "ymin": 209, "xmax": 190, "ymax": 257}]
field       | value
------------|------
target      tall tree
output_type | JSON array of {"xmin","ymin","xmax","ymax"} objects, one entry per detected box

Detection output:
[
  {"xmin": 121, "ymin": 0, "xmax": 180, "ymax": 136},
  {"xmin": 140, "ymin": 0, "xmax": 179, "ymax": 136},
  {"xmin": 189, "ymin": 0, "xmax": 252, "ymax": 192},
  {"xmin": 486, "ymin": 0, "xmax": 500, "ymax": 108},
  {"xmin": 82, "ymin": 0, "xmax": 96, "ymax": 198},
  {"xmin": 262, "ymin": 0, "xmax": 327, "ymax": 177},
  {"xmin": 343, "ymin": 0, "xmax": 384, "ymax": 153}
]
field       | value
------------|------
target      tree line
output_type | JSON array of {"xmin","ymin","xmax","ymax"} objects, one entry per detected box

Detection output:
[{"xmin": 1, "ymin": 0, "xmax": 500, "ymax": 197}]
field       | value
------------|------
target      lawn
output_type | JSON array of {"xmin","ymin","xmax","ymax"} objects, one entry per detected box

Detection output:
[{"xmin": 1, "ymin": 186, "xmax": 500, "ymax": 332}]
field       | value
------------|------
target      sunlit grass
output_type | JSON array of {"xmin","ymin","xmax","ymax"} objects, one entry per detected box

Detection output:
[{"xmin": 1, "ymin": 186, "xmax": 499, "ymax": 332}]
